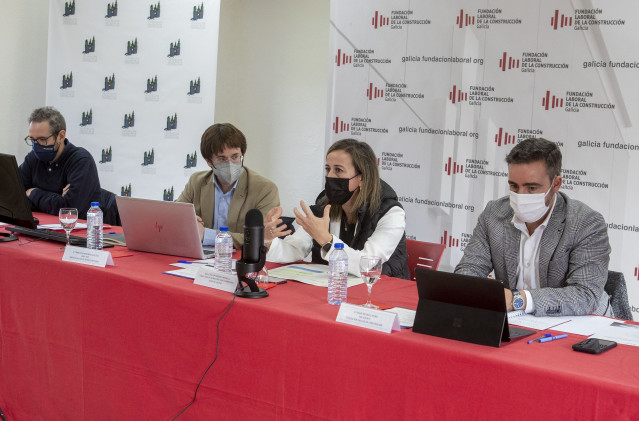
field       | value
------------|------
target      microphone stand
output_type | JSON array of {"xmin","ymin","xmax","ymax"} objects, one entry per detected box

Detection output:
[{"xmin": 235, "ymin": 245, "xmax": 268, "ymax": 298}]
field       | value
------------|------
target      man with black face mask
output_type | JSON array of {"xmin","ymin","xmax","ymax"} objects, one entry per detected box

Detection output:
[
  {"xmin": 455, "ymin": 138, "xmax": 613, "ymax": 317},
  {"xmin": 19, "ymin": 106, "xmax": 101, "ymax": 220},
  {"xmin": 176, "ymin": 123, "xmax": 280, "ymax": 249}
]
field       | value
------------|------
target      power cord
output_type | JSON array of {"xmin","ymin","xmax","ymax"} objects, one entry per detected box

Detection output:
[{"xmin": 170, "ymin": 293, "xmax": 237, "ymax": 420}]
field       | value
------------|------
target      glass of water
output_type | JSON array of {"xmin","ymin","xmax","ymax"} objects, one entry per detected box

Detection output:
[
  {"xmin": 58, "ymin": 208, "xmax": 78, "ymax": 247},
  {"xmin": 359, "ymin": 256, "xmax": 382, "ymax": 309}
]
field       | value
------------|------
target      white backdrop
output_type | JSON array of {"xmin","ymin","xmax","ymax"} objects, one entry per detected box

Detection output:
[
  {"xmin": 327, "ymin": 0, "xmax": 639, "ymax": 319},
  {"xmin": 45, "ymin": 0, "xmax": 220, "ymax": 201}
]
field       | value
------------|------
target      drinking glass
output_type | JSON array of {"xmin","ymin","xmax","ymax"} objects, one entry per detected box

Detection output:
[
  {"xmin": 58, "ymin": 208, "xmax": 78, "ymax": 247},
  {"xmin": 359, "ymin": 256, "xmax": 382, "ymax": 309}
]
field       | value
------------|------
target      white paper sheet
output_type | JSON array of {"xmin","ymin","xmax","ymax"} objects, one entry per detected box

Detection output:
[
  {"xmin": 590, "ymin": 322, "xmax": 639, "ymax": 347},
  {"xmin": 385, "ymin": 307, "xmax": 416, "ymax": 328},
  {"xmin": 267, "ymin": 264, "xmax": 362, "ymax": 287}
]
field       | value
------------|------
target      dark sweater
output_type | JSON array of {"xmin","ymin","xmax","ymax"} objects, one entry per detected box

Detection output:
[{"xmin": 19, "ymin": 139, "xmax": 101, "ymax": 220}]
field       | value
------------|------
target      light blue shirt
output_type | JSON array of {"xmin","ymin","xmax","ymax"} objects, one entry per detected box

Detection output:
[{"xmin": 202, "ymin": 176, "xmax": 238, "ymax": 246}]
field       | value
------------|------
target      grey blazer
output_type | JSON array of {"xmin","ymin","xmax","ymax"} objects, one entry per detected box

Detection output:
[{"xmin": 455, "ymin": 192, "xmax": 611, "ymax": 316}]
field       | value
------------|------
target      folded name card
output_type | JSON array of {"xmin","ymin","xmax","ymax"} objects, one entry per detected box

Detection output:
[
  {"xmin": 336, "ymin": 302, "xmax": 400, "ymax": 333},
  {"xmin": 62, "ymin": 245, "xmax": 114, "ymax": 267},
  {"xmin": 194, "ymin": 266, "xmax": 238, "ymax": 294}
]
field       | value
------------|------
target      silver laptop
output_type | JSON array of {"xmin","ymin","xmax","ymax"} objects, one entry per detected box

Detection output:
[{"xmin": 116, "ymin": 196, "xmax": 214, "ymax": 259}]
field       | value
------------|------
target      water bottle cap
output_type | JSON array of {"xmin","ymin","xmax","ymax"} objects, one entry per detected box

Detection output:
[
  {"xmin": 334, "ymin": 242, "xmax": 344, "ymax": 249},
  {"xmin": 91, "ymin": 202, "xmax": 99, "ymax": 207},
  {"xmin": 219, "ymin": 226, "xmax": 229, "ymax": 232}
]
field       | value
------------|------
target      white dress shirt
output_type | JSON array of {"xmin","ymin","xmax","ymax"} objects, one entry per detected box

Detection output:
[
  {"xmin": 511, "ymin": 195, "xmax": 557, "ymax": 313},
  {"xmin": 266, "ymin": 206, "xmax": 406, "ymax": 277}
]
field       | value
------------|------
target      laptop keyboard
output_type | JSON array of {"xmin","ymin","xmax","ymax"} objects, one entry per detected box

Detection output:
[{"xmin": 6, "ymin": 225, "xmax": 92, "ymax": 247}]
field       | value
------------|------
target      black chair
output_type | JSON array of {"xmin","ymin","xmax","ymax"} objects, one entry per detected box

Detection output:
[
  {"xmin": 99, "ymin": 188, "xmax": 121, "ymax": 226},
  {"xmin": 605, "ymin": 270, "xmax": 633, "ymax": 321}
]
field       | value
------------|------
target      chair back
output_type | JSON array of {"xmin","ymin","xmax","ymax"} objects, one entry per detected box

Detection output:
[
  {"xmin": 605, "ymin": 271, "xmax": 633, "ymax": 321},
  {"xmin": 406, "ymin": 239, "xmax": 446, "ymax": 280},
  {"xmin": 100, "ymin": 188, "xmax": 121, "ymax": 226}
]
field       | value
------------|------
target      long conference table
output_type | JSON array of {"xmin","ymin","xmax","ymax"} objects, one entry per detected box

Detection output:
[{"xmin": 1, "ymin": 213, "xmax": 638, "ymax": 420}]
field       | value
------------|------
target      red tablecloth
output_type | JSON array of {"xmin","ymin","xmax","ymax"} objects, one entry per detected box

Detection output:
[{"xmin": 1, "ymin": 214, "xmax": 638, "ymax": 420}]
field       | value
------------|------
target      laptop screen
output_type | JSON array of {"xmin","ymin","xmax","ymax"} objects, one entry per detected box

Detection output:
[
  {"xmin": 413, "ymin": 267, "xmax": 534, "ymax": 347},
  {"xmin": 0, "ymin": 153, "xmax": 38, "ymax": 228},
  {"xmin": 115, "ymin": 196, "xmax": 211, "ymax": 259}
]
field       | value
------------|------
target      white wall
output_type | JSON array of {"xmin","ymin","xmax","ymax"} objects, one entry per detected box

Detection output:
[
  {"xmin": 2, "ymin": 0, "xmax": 329, "ymax": 218},
  {"xmin": 0, "ymin": 0, "xmax": 49, "ymax": 158},
  {"xmin": 215, "ymin": 0, "xmax": 330, "ymax": 215}
]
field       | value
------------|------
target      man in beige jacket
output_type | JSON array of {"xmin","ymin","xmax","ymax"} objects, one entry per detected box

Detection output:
[{"xmin": 177, "ymin": 123, "xmax": 279, "ymax": 249}]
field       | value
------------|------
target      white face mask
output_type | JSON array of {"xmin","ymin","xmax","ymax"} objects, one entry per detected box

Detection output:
[
  {"xmin": 214, "ymin": 161, "xmax": 244, "ymax": 185},
  {"xmin": 509, "ymin": 181, "xmax": 554, "ymax": 223}
]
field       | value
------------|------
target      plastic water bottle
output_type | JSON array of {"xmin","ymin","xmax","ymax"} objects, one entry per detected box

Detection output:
[
  {"xmin": 215, "ymin": 226, "xmax": 233, "ymax": 272},
  {"xmin": 86, "ymin": 202, "xmax": 103, "ymax": 250},
  {"xmin": 328, "ymin": 243, "xmax": 348, "ymax": 305}
]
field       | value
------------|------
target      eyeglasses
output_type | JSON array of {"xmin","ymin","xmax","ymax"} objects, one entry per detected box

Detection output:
[
  {"xmin": 212, "ymin": 154, "xmax": 243, "ymax": 166},
  {"xmin": 25, "ymin": 133, "xmax": 57, "ymax": 147}
]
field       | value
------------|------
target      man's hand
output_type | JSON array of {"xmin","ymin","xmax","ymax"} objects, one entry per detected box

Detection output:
[
  {"xmin": 62, "ymin": 184, "xmax": 71, "ymax": 197},
  {"xmin": 293, "ymin": 201, "xmax": 332, "ymax": 246},
  {"xmin": 264, "ymin": 206, "xmax": 292, "ymax": 243},
  {"xmin": 196, "ymin": 216, "xmax": 205, "ymax": 242},
  {"xmin": 25, "ymin": 188, "xmax": 35, "ymax": 198},
  {"xmin": 504, "ymin": 288, "xmax": 513, "ymax": 311}
]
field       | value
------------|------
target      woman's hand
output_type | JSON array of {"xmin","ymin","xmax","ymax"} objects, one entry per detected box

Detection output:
[
  {"xmin": 264, "ymin": 206, "xmax": 292, "ymax": 243},
  {"xmin": 293, "ymin": 201, "xmax": 332, "ymax": 246}
]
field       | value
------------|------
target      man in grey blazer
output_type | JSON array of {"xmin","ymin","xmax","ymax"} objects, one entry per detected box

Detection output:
[
  {"xmin": 455, "ymin": 138, "xmax": 612, "ymax": 317},
  {"xmin": 177, "ymin": 123, "xmax": 279, "ymax": 249}
]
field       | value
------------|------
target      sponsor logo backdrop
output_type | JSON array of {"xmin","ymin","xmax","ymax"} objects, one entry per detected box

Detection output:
[
  {"xmin": 46, "ymin": 0, "xmax": 219, "ymax": 201},
  {"xmin": 327, "ymin": 0, "xmax": 639, "ymax": 318}
]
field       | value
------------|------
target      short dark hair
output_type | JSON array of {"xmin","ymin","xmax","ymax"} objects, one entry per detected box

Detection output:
[
  {"xmin": 200, "ymin": 123, "xmax": 247, "ymax": 160},
  {"xmin": 29, "ymin": 106, "xmax": 66, "ymax": 134},
  {"xmin": 505, "ymin": 137, "xmax": 562, "ymax": 180}
]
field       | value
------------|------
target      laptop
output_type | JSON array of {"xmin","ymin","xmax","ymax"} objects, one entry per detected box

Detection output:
[
  {"xmin": 413, "ymin": 267, "xmax": 535, "ymax": 347},
  {"xmin": 116, "ymin": 196, "xmax": 215, "ymax": 259},
  {"xmin": 0, "ymin": 153, "xmax": 39, "ymax": 229}
]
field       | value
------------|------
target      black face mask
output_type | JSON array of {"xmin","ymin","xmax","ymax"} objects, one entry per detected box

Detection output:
[{"xmin": 325, "ymin": 176, "xmax": 357, "ymax": 205}]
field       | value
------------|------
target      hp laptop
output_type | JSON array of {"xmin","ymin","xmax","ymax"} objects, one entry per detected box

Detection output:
[
  {"xmin": 413, "ymin": 267, "xmax": 535, "ymax": 347},
  {"xmin": 0, "ymin": 153, "xmax": 39, "ymax": 229},
  {"xmin": 116, "ymin": 196, "xmax": 215, "ymax": 259}
]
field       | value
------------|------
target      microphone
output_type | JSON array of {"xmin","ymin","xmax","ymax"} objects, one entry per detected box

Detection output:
[
  {"xmin": 235, "ymin": 209, "xmax": 268, "ymax": 298},
  {"xmin": 242, "ymin": 209, "xmax": 264, "ymax": 264}
]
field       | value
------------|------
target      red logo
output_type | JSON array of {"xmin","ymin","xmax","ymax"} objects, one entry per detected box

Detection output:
[
  {"xmin": 499, "ymin": 52, "xmax": 520, "ymax": 72},
  {"xmin": 542, "ymin": 91, "xmax": 563, "ymax": 110},
  {"xmin": 551, "ymin": 10, "xmax": 572, "ymax": 30},
  {"xmin": 371, "ymin": 11, "xmax": 389, "ymax": 29},
  {"xmin": 441, "ymin": 230, "xmax": 460, "ymax": 248},
  {"xmin": 155, "ymin": 221, "xmax": 163, "ymax": 232},
  {"xmin": 366, "ymin": 83, "xmax": 384, "ymax": 100},
  {"xmin": 449, "ymin": 85, "xmax": 467, "ymax": 104},
  {"xmin": 456, "ymin": 9, "xmax": 475, "ymax": 28},
  {"xmin": 444, "ymin": 157, "xmax": 463, "ymax": 175},
  {"xmin": 494, "ymin": 128, "xmax": 515, "ymax": 146},
  {"xmin": 335, "ymin": 49, "xmax": 352, "ymax": 66},
  {"xmin": 332, "ymin": 117, "xmax": 350, "ymax": 134}
]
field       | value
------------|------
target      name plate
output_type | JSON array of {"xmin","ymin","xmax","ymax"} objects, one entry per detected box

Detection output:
[
  {"xmin": 336, "ymin": 303, "xmax": 400, "ymax": 333},
  {"xmin": 62, "ymin": 245, "xmax": 114, "ymax": 267},
  {"xmin": 194, "ymin": 266, "xmax": 237, "ymax": 294}
]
